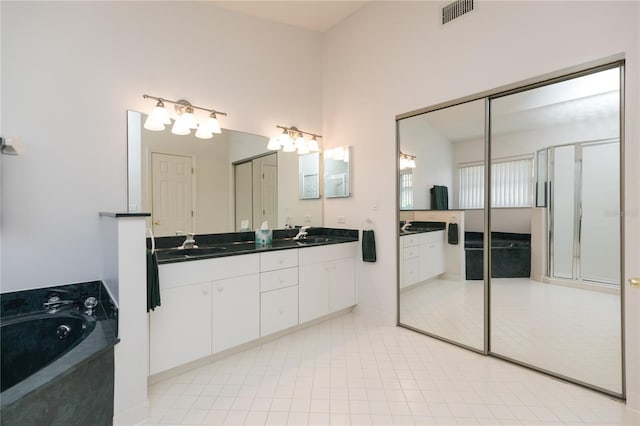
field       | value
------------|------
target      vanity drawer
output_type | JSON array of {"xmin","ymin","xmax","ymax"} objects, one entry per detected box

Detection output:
[
  {"xmin": 260, "ymin": 250, "xmax": 298, "ymax": 272},
  {"xmin": 261, "ymin": 286, "xmax": 298, "ymax": 337},
  {"xmin": 401, "ymin": 235, "xmax": 419, "ymax": 247},
  {"xmin": 420, "ymin": 230, "xmax": 444, "ymax": 244},
  {"xmin": 260, "ymin": 267, "xmax": 298, "ymax": 292}
]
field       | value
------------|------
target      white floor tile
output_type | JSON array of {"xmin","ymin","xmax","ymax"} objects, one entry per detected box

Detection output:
[{"xmin": 144, "ymin": 312, "xmax": 636, "ymax": 426}]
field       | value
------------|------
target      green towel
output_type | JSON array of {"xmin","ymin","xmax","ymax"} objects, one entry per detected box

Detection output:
[
  {"xmin": 147, "ymin": 250, "xmax": 161, "ymax": 312},
  {"xmin": 430, "ymin": 185, "xmax": 449, "ymax": 210},
  {"xmin": 362, "ymin": 230, "xmax": 377, "ymax": 262}
]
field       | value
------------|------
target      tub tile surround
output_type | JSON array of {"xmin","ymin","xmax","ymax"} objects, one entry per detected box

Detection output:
[{"xmin": 0, "ymin": 280, "xmax": 118, "ymax": 425}]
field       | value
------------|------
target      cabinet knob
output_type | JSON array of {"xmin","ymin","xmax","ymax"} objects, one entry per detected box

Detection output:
[
  {"xmin": 217, "ymin": 287, "xmax": 224, "ymax": 293},
  {"xmin": 203, "ymin": 290, "xmax": 209, "ymax": 296},
  {"xmin": 278, "ymin": 308, "xmax": 285, "ymax": 315},
  {"xmin": 630, "ymin": 278, "xmax": 640, "ymax": 288},
  {"xmin": 153, "ymin": 221, "xmax": 161, "ymax": 225},
  {"xmin": 278, "ymin": 259, "xmax": 284, "ymax": 264}
]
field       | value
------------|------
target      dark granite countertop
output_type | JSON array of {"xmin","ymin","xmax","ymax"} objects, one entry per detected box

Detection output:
[
  {"xmin": 153, "ymin": 227, "xmax": 359, "ymax": 265},
  {"xmin": 399, "ymin": 221, "xmax": 446, "ymax": 235}
]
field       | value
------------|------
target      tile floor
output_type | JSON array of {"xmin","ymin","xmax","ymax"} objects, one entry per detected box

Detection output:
[
  {"xmin": 142, "ymin": 311, "xmax": 637, "ymax": 425},
  {"xmin": 399, "ymin": 278, "xmax": 622, "ymax": 393}
]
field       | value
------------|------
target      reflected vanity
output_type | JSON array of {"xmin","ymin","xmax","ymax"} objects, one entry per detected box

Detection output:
[
  {"xmin": 127, "ymin": 111, "xmax": 323, "ymax": 236},
  {"xmin": 397, "ymin": 62, "xmax": 624, "ymax": 397}
]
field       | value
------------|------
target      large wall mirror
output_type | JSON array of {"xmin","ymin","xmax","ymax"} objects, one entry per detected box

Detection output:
[
  {"xmin": 127, "ymin": 111, "xmax": 323, "ymax": 236},
  {"xmin": 397, "ymin": 62, "xmax": 623, "ymax": 397}
]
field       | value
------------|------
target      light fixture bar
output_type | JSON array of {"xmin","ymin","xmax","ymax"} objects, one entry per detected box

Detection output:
[
  {"xmin": 143, "ymin": 94, "xmax": 227, "ymax": 117},
  {"xmin": 276, "ymin": 125, "xmax": 321, "ymax": 139}
]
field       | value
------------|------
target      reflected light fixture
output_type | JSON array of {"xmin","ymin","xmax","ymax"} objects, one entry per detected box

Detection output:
[
  {"xmin": 142, "ymin": 94, "xmax": 227, "ymax": 140},
  {"xmin": 269, "ymin": 125, "xmax": 322, "ymax": 155},
  {"xmin": 399, "ymin": 152, "xmax": 417, "ymax": 170}
]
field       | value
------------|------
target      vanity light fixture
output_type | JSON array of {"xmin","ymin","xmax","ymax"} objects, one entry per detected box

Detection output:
[
  {"xmin": 142, "ymin": 94, "xmax": 227, "ymax": 140},
  {"xmin": 399, "ymin": 152, "xmax": 417, "ymax": 170},
  {"xmin": 269, "ymin": 125, "xmax": 322, "ymax": 155}
]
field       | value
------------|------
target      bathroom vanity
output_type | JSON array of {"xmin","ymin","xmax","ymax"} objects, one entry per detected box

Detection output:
[
  {"xmin": 148, "ymin": 229, "xmax": 358, "ymax": 376},
  {"xmin": 399, "ymin": 222, "xmax": 446, "ymax": 289}
]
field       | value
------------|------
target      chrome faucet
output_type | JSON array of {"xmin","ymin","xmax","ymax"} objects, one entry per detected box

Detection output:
[
  {"xmin": 401, "ymin": 221, "xmax": 412, "ymax": 232},
  {"xmin": 293, "ymin": 226, "xmax": 311, "ymax": 240},
  {"xmin": 179, "ymin": 232, "xmax": 198, "ymax": 249},
  {"xmin": 43, "ymin": 296, "xmax": 76, "ymax": 313}
]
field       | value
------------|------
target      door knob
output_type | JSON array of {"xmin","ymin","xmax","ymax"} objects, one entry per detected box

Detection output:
[{"xmin": 630, "ymin": 278, "xmax": 640, "ymax": 288}]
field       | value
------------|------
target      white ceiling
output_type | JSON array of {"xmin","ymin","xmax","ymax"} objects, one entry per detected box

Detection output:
[{"xmin": 210, "ymin": 1, "xmax": 368, "ymax": 32}]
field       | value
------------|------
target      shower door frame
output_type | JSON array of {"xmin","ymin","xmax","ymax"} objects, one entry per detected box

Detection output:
[{"xmin": 546, "ymin": 139, "xmax": 621, "ymax": 286}]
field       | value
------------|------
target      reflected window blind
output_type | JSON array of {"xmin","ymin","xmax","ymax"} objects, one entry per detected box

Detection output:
[
  {"xmin": 400, "ymin": 169, "xmax": 414, "ymax": 209},
  {"xmin": 459, "ymin": 158, "xmax": 533, "ymax": 208}
]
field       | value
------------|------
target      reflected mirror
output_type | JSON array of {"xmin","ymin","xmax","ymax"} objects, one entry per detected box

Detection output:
[
  {"xmin": 299, "ymin": 153, "xmax": 320, "ymax": 199},
  {"xmin": 324, "ymin": 146, "xmax": 351, "ymax": 198},
  {"xmin": 127, "ymin": 111, "xmax": 323, "ymax": 236},
  {"xmin": 397, "ymin": 99, "xmax": 486, "ymax": 351}
]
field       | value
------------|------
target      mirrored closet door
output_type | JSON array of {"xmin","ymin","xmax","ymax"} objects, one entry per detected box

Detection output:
[
  {"xmin": 398, "ymin": 62, "xmax": 624, "ymax": 398},
  {"xmin": 397, "ymin": 99, "xmax": 486, "ymax": 352},
  {"xmin": 489, "ymin": 65, "xmax": 623, "ymax": 396}
]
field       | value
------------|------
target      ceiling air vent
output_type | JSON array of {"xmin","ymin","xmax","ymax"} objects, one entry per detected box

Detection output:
[{"xmin": 442, "ymin": 0, "xmax": 474, "ymax": 24}]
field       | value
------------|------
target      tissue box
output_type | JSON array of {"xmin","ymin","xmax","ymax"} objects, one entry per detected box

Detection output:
[{"xmin": 255, "ymin": 229, "xmax": 273, "ymax": 246}]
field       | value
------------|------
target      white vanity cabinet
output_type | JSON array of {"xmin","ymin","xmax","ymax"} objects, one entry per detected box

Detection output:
[
  {"xmin": 419, "ymin": 230, "xmax": 445, "ymax": 281},
  {"xmin": 149, "ymin": 254, "xmax": 259, "ymax": 375},
  {"xmin": 400, "ymin": 230, "xmax": 445, "ymax": 289},
  {"xmin": 259, "ymin": 251, "xmax": 299, "ymax": 337},
  {"xmin": 298, "ymin": 242, "xmax": 356, "ymax": 323},
  {"xmin": 148, "ymin": 282, "xmax": 212, "ymax": 375},
  {"xmin": 212, "ymin": 274, "xmax": 259, "ymax": 352},
  {"xmin": 400, "ymin": 234, "xmax": 420, "ymax": 288}
]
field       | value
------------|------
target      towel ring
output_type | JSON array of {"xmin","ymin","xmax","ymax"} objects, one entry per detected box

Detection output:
[
  {"xmin": 362, "ymin": 218, "xmax": 375, "ymax": 231},
  {"xmin": 147, "ymin": 228, "xmax": 156, "ymax": 254}
]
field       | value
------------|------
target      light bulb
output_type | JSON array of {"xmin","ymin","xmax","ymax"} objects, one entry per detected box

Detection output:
[
  {"xmin": 180, "ymin": 107, "xmax": 198, "ymax": 129},
  {"xmin": 297, "ymin": 144, "xmax": 310, "ymax": 155},
  {"xmin": 171, "ymin": 120, "xmax": 191, "ymax": 135},
  {"xmin": 294, "ymin": 133, "xmax": 306, "ymax": 149},
  {"xmin": 144, "ymin": 115, "xmax": 165, "ymax": 131},
  {"xmin": 308, "ymin": 137, "xmax": 320, "ymax": 152},
  {"xmin": 279, "ymin": 130, "xmax": 291, "ymax": 146},
  {"xmin": 267, "ymin": 137, "xmax": 281, "ymax": 150},
  {"xmin": 343, "ymin": 148, "xmax": 350, "ymax": 163},
  {"xmin": 195, "ymin": 123, "xmax": 213, "ymax": 139},
  {"xmin": 407, "ymin": 158, "xmax": 416, "ymax": 168},
  {"xmin": 324, "ymin": 149, "xmax": 333, "ymax": 160},
  {"xmin": 282, "ymin": 141, "xmax": 296, "ymax": 152},
  {"xmin": 206, "ymin": 113, "xmax": 222, "ymax": 134},
  {"xmin": 400, "ymin": 158, "xmax": 408, "ymax": 170},
  {"xmin": 333, "ymin": 146, "xmax": 345, "ymax": 161},
  {"xmin": 149, "ymin": 100, "xmax": 171, "ymax": 124}
]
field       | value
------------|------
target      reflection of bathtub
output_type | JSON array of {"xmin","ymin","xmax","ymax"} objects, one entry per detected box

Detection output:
[{"xmin": 465, "ymin": 232, "xmax": 531, "ymax": 280}]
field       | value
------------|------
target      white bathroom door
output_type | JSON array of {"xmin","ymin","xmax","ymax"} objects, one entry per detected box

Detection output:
[{"xmin": 151, "ymin": 152, "xmax": 193, "ymax": 237}]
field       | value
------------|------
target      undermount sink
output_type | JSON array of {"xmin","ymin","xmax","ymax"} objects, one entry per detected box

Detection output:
[
  {"xmin": 296, "ymin": 237, "xmax": 332, "ymax": 244},
  {"xmin": 164, "ymin": 247, "xmax": 227, "ymax": 256}
]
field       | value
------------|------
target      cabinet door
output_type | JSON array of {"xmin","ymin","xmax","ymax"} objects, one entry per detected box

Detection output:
[
  {"xmin": 402, "ymin": 258, "xmax": 419, "ymax": 288},
  {"xmin": 212, "ymin": 274, "xmax": 259, "ymax": 353},
  {"xmin": 299, "ymin": 263, "xmax": 330, "ymax": 323},
  {"xmin": 330, "ymin": 257, "xmax": 356, "ymax": 311},
  {"xmin": 419, "ymin": 231, "xmax": 445, "ymax": 281},
  {"xmin": 149, "ymin": 282, "xmax": 211, "ymax": 375},
  {"xmin": 261, "ymin": 286, "xmax": 298, "ymax": 336}
]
